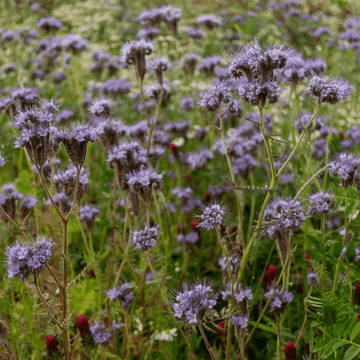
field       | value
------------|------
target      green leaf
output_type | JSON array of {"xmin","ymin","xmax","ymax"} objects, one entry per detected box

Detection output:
[
  {"xmin": 348, "ymin": 186, "xmax": 358, "ymax": 201},
  {"xmin": 16, "ymin": 170, "xmax": 32, "ymax": 195},
  {"xmin": 334, "ymin": 198, "xmax": 342, "ymax": 212},
  {"xmin": 313, "ymin": 338, "xmax": 332, "ymax": 352},
  {"xmin": 331, "ymin": 183, "xmax": 343, "ymax": 197},
  {"xmin": 105, "ymin": 353, "xmax": 121, "ymax": 359},
  {"xmin": 332, "ymin": 340, "xmax": 347, "ymax": 350},
  {"xmin": 346, "ymin": 242, "xmax": 356, "ymax": 263},
  {"xmin": 322, "ymin": 339, "xmax": 340, "ymax": 358},
  {"xmin": 350, "ymin": 322, "xmax": 360, "ymax": 341},
  {"xmin": 344, "ymin": 345, "xmax": 360, "ymax": 360},
  {"xmin": 345, "ymin": 200, "xmax": 356, "ymax": 217},
  {"xmin": 308, "ymin": 234, "xmax": 320, "ymax": 248}
]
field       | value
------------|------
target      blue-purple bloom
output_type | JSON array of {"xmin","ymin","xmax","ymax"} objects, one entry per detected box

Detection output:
[
  {"xmin": 130, "ymin": 224, "xmax": 159, "ymax": 251},
  {"xmin": 107, "ymin": 282, "xmax": 134, "ymax": 309},
  {"xmin": 308, "ymin": 191, "xmax": 333, "ymax": 216},
  {"xmin": 307, "ymin": 272, "xmax": 318, "ymax": 286},
  {"xmin": 80, "ymin": 204, "xmax": 100, "ymax": 230},
  {"xmin": 5, "ymin": 237, "xmax": 53, "ymax": 281},
  {"xmin": 329, "ymin": 153, "xmax": 360, "ymax": 187},
  {"xmin": 265, "ymin": 286, "xmax": 293, "ymax": 311},
  {"xmin": 90, "ymin": 321, "xmax": 121, "ymax": 345},
  {"xmin": 309, "ymin": 75, "xmax": 353, "ymax": 104},
  {"xmin": 0, "ymin": 152, "xmax": 7, "ymax": 167},
  {"xmin": 171, "ymin": 278, "xmax": 218, "ymax": 324},
  {"xmin": 19, "ymin": 196, "xmax": 37, "ymax": 220},
  {"xmin": 197, "ymin": 14, "xmax": 222, "ymax": 29},
  {"xmin": 196, "ymin": 201, "xmax": 227, "ymax": 231},
  {"xmin": 230, "ymin": 314, "xmax": 249, "ymax": 329},
  {"xmin": 89, "ymin": 98, "xmax": 113, "ymax": 118}
]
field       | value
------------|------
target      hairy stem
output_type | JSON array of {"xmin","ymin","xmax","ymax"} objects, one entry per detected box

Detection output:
[{"xmin": 198, "ymin": 324, "xmax": 217, "ymax": 360}]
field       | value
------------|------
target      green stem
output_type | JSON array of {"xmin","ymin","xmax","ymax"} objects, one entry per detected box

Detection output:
[{"xmin": 198, "ymin": 324, "xmax": 217, "ymax": 360}]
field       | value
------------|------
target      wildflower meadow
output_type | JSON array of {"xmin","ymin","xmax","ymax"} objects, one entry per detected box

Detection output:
[{"xmin": 1, "ymin": 0, "xmax": 360, "ymax": 359}]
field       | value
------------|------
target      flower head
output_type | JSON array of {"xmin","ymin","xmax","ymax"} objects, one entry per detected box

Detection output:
[
  {"xmin": 285, "ymin": 341, "xmax": 297, "ymax": 360},
  {"xmin": 329, "ymin": 153, "xmax": 360, "ymax": 187},
  {"xmin": 171, "ymin": 278, "xmax": 219, "ymax": 324},
  {"xmin": 0, "ymin": 152, "xmax": 7, "ymax": 167},
  {"xmin": 308, "ymin": 191, "xmax": 333, "ymax": 216},
  {"xmin": 307, "ymin": 272, "xmax": 318, "ymax": 286},
  {"xmin": 196, "ymin": 201, "xmax": 227, "ymax": 231},
  {"xmin": 80, "ymin": 204, "xmax": 100, "ymax": 230},
  {"xmin": 130, "ymin": 224, "xmax": 159, "ymax": 251},
  {"xmin": 5, "ymin": 237, "xmax": 53, "ymax": 281},
  {"xmin": 230, "ymin": 314, "xmax": 249, "ymax": 329},
  {"xmin": 107, "ymin": 282, "xmax": 134, "ymax": 309},
  {"xmin": 89, "ymin": 98, "xmax": 113, "ymax": 118},
  {"xmin": 309, "ymin": 75, "xmax": 353, "ymax": 104}
]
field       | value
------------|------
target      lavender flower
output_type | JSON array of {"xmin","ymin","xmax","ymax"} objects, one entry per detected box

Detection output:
[
  {"xmin": 230, "ymin": 314, "xmax": 249, "ymax": 329},
  {"xmin": 18, "ymin": 196, "xmax": 37, "ymax": 220},
  {"xmin": 171, "ymin": 278, "xmax": 218, "ymax": 324},
  {"xmin": 308, "ymin": 191, "xmax": 333, "ymax": 216},
  {"xmin": 329, "ymin": 153, "xmax": 360, "ymax": 187},
  {"xmin": 218, "ymin": 255, "xmax": 241, "ymax": 275},
  {"xmin": 147, "ymin": 57, "xmax": 169, "ymax": 85},
  {"xmin": 55, "ymin": 109, "xmax": 74, "ymax": 126},
  {"xmin": 107, "ymin": 141, "xmax": 148, "ymax": 190},
  {"xmin": 107, "ymin": 282, "xmax": 134, "ymax": 309},
  {"xmin": 197, "ymin": 15, "xmax": 222, "ymax": 29},
  {"xmin": 0, "ymin": 185, "xmax": 23, "ymax": 221},
  {"xmin": 80, "ymin": 204, "xmax": 100, "ymax": 230},
  {"xmin": 96, "ymin": 119, "xmax": 127, "ymax": 149},
  {"xmin": 198, "ymin": 82, "xmax": 232, "ymax": 112},
  {"xmin": 90, "ymin": 323, "xmax": 115, "ymax": 345},
  {"xmin": 186, "ymin": 27, "xmax": 205, "ymax": 39},
  {"xmin": 0, "ymin": 152, "xmax": 7, "ymax": 167},
  {"xmin": 61, "ymin": 34, "xmax": 88, "ymax": 54},
  {"xmin": 121, "ymin": 39, "xmax": 155, "ymax": 81},
  {"xmin": 13, "ymin": 100, "xmax": 59, "ymax": 168},
  {"xmin": 180, "ymin": 96, "xmax": 194, "ymax": 112},
  {"xmin": 145, "ymin": 83, "xmax": 170, "ymax": 102},
  {"xmin": 265, "ymin": 286, "xmax": 293, "ymax": 315},
  {"xmin": 126, "ymin": 166, "xmax": 163, "ymax": 204},
  {"xmin": 196, "ymin": 201, "xmax": 227, "ymax": 231},
  {"xmin": 309, "ymin": 75, "xmax": 353, "ymax": 104},
  {"xmin": 232, "ymin": 154, "xmax": 257, "ymax": 179},
  {"xmin": 53, "ymin": 123, "xmax": 98, "ymax": 167},
  {"xmin": 130, "ymin": 224, "xmax": 159, "ymax": 251},
  {"xmin": 53, "ymin": 165, "xmax": 89, "ymax": 201},
  {"xmin": 5, "ymin": 237, "xmax": 53, "ymax": 281},
  {"xmin": 263, "ymin": 198, "xmax": 305, "ymax": 263},
  {"xmin": 186, "ymin": 149, "xmax": 214, "ymax": 171},
  {"xmin": 177, "ymin": 232, "xmax": 199, "ymax": 247},
  {"xmin": 38, "ymin": 17, "xmax": 63, "ymax": 32},
  {"xmin": 137, "ymin": 27, "xmax": 160, "ymax": 41},
  {"xmin": 221, "ymin": 281, "xmax": 252, "ymax": 303},
  {"xmin": 51, "ymin": 192, "xmax": 72, "ymax": 213},
  {"xmin": 99, "ymin": 79, "xmax": 131, "ymax": 97},
  {"xmin": 198, "ymin": 55, "xmax": 221, "ymax": 76},
  {"xmin": 307, "ymin": 272, "xmax": 318, "ymax": 286},
  {"xmin": 89, "ymin": 98, "xmax": 113, "ymax": 118}
]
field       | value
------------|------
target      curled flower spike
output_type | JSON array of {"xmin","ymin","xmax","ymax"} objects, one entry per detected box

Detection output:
[
  {"xmin": 308, "ymin": 191, "xmax": 334, "ymax": 216},
  {"xmin": 198, "ymin": 82, "xmax": 232, "ymax": 112},
  {"xmin": 196, "ymin": 201, "xmax": 228, "ymax": 231},
  {"xmin": 53, "ymin": 123, "xmax": 98, "ymax": 167},
  {"xmin": 147, "ymin": 57, "xmax": 169, "ymax": 85},
  {"xmin": 89, "ymin": 97, "xmax": 113, "ymax": 118},
  {"xmin": 80, "ymin": 204, "xmax": 100, "ymax": 230},
  {"xmin": 171, "ymin": 278, "xmax": 219, "ymax": 324},
  {"xmin": 309, "ymin": 75, "xmax": 353, "ymax": 104},
  {"xmin": 121, "ymin": 39, "xmax": 155, "ymax": 81}
]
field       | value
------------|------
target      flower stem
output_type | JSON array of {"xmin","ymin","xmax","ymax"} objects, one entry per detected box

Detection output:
[{"xmin": 198, "ymin": 324, "xmax": 217, "ymax": 360}]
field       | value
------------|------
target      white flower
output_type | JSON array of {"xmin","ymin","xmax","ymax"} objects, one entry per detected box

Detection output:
[{"xmin": 154, "ymin": 328, "xmax": 178, "ymax": 341}]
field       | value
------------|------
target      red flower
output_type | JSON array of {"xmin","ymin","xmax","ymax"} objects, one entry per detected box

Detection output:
[
  {"xmin": 185, "ymin": 213, "xmax": 191, "ymax": 218},
  {"xmin": 267, "ymin": 265, "xmax": 277, "ymax": 281},
  {"xmin": 169, "ymin": 143, "xmax": 177, "ymax": 152},
  {"xmin": 76, "ymin": 315, "xmax": 89, "ymax": 334},
  {"xmin": 215, "ymin": 321, "xmax": 224, "ymax": 337},
  {"xmin": 284, "ymin": 341, "xmax": 297, "ymax": 360},
  {"xmin": 305, "ymin": 253, "xmax": 312, "ymax": 261},
  {"xmin": 46, "ymin": 335, "xmax": 57, "ymax": 352},
  {"xmin": 191, "ymin": 219, "xmax": 199, "ymax": 230},
  {"xmin": 205, "ymin": 192, "xmax": 211, "ymax": 201},
  {"xmin": 185, "ymin": 174, "xmax": 192, "ymax": 182},
  {"xmin": 354, "ymin": 283, "xmax": 360, "ymax": 304}
]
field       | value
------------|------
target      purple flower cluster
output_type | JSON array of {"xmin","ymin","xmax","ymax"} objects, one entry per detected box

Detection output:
[
  {"xmin": 96, "ymin": 119, "xmax": 127, "ymax": 149},
  {"xmin": 99, "ymin": 79, "xmax": 131, "ymax": 97},
  {"xmin": 0, "ymin": 152, "xmax": 7, "ymax": 167},
  {"xmin": 309, "ymin": 75, "xmax": 353, "ymax": 104},
  {"xmin": 171, "ymin": 278, "xmax": 218, "ymax": 324},
  {"xmin": 197, "ymin": 14, "xmax": 222, "ymax": 29},
  {"xmin": 198, "ymin": 82, "xmax": 232, "ymax": 112},
  {"xmin": 0, "ymin": 184, "xmax": 23, "ymax": 221},
  {"xmin": 90, "ymin": 321, "xmax": 122, "ymax": 345},
  {"xmin": 53, "ymin": 123, "xmax": 98, "ymax": 167},
  {"xmin": 196, "ymin": 202, "xmax": 227, "ymax": 231},
  {"xmin": 89, "ymin": 98, "xmax": 114, "ymax": 118},
  {"xmin": 230, "ymin": 314, "xmax": 249, "ymax": 329},
  {"xmin": 19, "ymin": 196, "xmax": 38, "ymax": 220},
  {"xmin": 80, "ymin": 204, "xmax": 100, "ymax": 230},
  {"xmin": 308, "ymin": 191, "xmax": 334, "ymax": 216},
  {"xmin": 147, "ymin": 57, "xmax": 169, "ymax": 85},
  {"xmin": 130, "ymin": 224, "xmax": 159, "ymax": 251},
  {"xmin": 265, "ymin": 287, "xmax": 293, "ymax": 312},
  {"xmin": 218, "ymin": 255, "xmax": 241, "ymax": 274},
  {"xmin": 177, "ymin": 232, "xmax": 199, "ymax": 247},
  {"xmin": 186, "ymin": 149, "xmax": 214, "ymax": 171},
  {"xmin": 329, "ymin": 153, "xmax": 360, "ymax": 187},
  {"xmin": 107, "ymin": 282, "xmax": 134, "ymax": 309},
  {"xmin": 5, "ymin": 237, "xmax": 53, "ymax": 281},
  {"xmin": 307, "ymin": 272, "xmax": 318, "ymax": 286}
]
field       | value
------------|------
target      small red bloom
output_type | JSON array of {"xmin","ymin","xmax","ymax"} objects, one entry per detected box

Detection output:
[
  {"xmin": 354, "ymin": 283, "xmax": 360, "ymax": 304},
  {"xmin": 215, "ymin": 321, "xmax": 224, "ymax": 337},
  {"xmin": 305, "ymin": 253, "xmax": 312, "ymax": 261},
  {"xmin": 88, "ymin": 269, "xmax": 95, "ymax": 278},
  {"xmin": 304, "ymin": 343, "xmax": 310, "ymax": 355},
  {"xmin": 46, "ymin": 335, "xmax": 57, "ymax": 351},
  {"xmin": 76, "ymin": 315, "xmax": 90, "ymax": 334},
  {"xmin": 284, "ymin": 341, "xmax": 297, "ymax": 360},
  {"xmin": 185, "ymin": 213, "xmax": 191, "ymax": 218},
  {"xmin": 89, "ymin": 198, "xmax": 96, "ymax": 204},
  {"xmin": 205, "ymin": 192, "xmax": 211, "ymax": 201},
  {"xmin": 267, "ymin": 265, "xmax": 277, "ymax": 281},
  {"xmin": 339, "ymin": 131, "xmax": 344, "ymax": 139},
  {"xmin": 169, "ymin": 143, "xmax": 177, "ymax": 151},
  {"xmin": 191, "ymin": 219, "xmax": 199, "ymax": 230},
  {"xmin": 296, "ymin": 282, "xmax": 303, "ymax": 295},
  {"xmin": 185, "ymin": 174, "xmax": 192, "ymax": 182}
]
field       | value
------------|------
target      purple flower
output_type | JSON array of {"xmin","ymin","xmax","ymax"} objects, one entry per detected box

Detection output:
[
  {"xmin": 53, "ymin": 123, "xmax": 98, "ymax": 167},
  {"xmin": 309, "ymin": 75, "xmax": 353, "ymax": 104},
  {"xmin": 186, "ymin": 149, "xmax": 213, "ymax": 170},
  {"xmin": 126, "ymin": 166, "xmax": 163, "ymax": 204},
  {"xmin": 5, "ymin": 237, "xmax": 53, "ymax": 281},
  {"xmin": 329, "ymin": 153, "xmax": 360, "ymax": 187},
  {"xmin": 96, "ymin": 119, "xmax": 127, "ymax": 149},
  {"xmin": 197, "ymin": 14, "xmax": 222, "ymax": 29},
  {"xmin": 130, "ymin": 224, "xmax": 159, "ymax": 251},
  {"xmin": 55, "ymin": 109, "xmax": 74, "ymax": 126},
  {"xmin": 197, "ymin": 55, "xmax": 221, "ymax": 76},
  {"xmin": 99, "ymin": 79, "xmax": 131, "ymax": 97},
  {"xmin": 147, "ymin": 57, "xmax": 169, "ymax": 85},
  {"xmin": 89, "ymin": 98, "xmax": 113, "ymax": 117},
  {"xmin": 265, "ymin": 287, "xmax": 293, "ymax": 314},
  {"xmin": 307, "ymin": 272, "xmax": 318, "ymax": 286},
  {"xmin": 196, "ymin": 201, "xmax": 227, "ymax": 231},
  {"xmin": 107, "ymin": 282, "xmax": 134, "ymax": 309},
  {"xmin": 145, "ymin": 83, "xmax": 170, "ymax": 102},
  {"xmin": 171, "ymin": 278, "xmax": 218, "ymax": 323},
  {"xmin": 37, "ymin": 17, "xmax": 63, "ymax": 32},
  {"xmin": 232, "ymin": 154, "xmax": 257, "ymax": 179},
  {"xmin": 180, "ymin": 96, "xmax": 194, "ymax": 112},
  {"xmin": 137, "ymin": 27, "xmax": 160, "ymax": 41},
  {"xmin": 308, "ymin": 191, "xmax": 333, "ymax": 216},
  {"xmin": 51, "ymin": 192, "xmax": 72, "ymax": 213},
  {"xmin": 89, "ymin": 323, "xmax": 113, "ymax": 345},
  {"xmin": 61, "ymin": 34, "xmax": 88, "ymax": 54},
  {"xmin": 80, "ymin": 204, "xmax": 100, "ymax": 230},
  {"xmin": 186, "ymin": 27, "xmax": 205, "ymax": 39},
  {"xmin": 218, "ymin": 255, "xmax": 241, "ymax": 275},
  {"xmin": 230, "ymin": 314, "xmax": 249, "ymax": 328},
  {"xmin": 198, "ymin": 82, "xmax": 232, "ymax": 112},
  {"xmin": 177, "ymin": 232, "xmax": 199, "ymax": 247},
  {"xmin": 0, "ymin": 152, "xmax": 7, "ymax": 167},
  {"xmin": 313, "ymin": 26, "xmax": 330, "ymax": 38},
  {"xmin": 19, "ymin": 196, "xmax": 37, "ymax": 220},
  {"xmin": 121, "ymin": 39, "xmax": 155, "ymax": 81}
]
